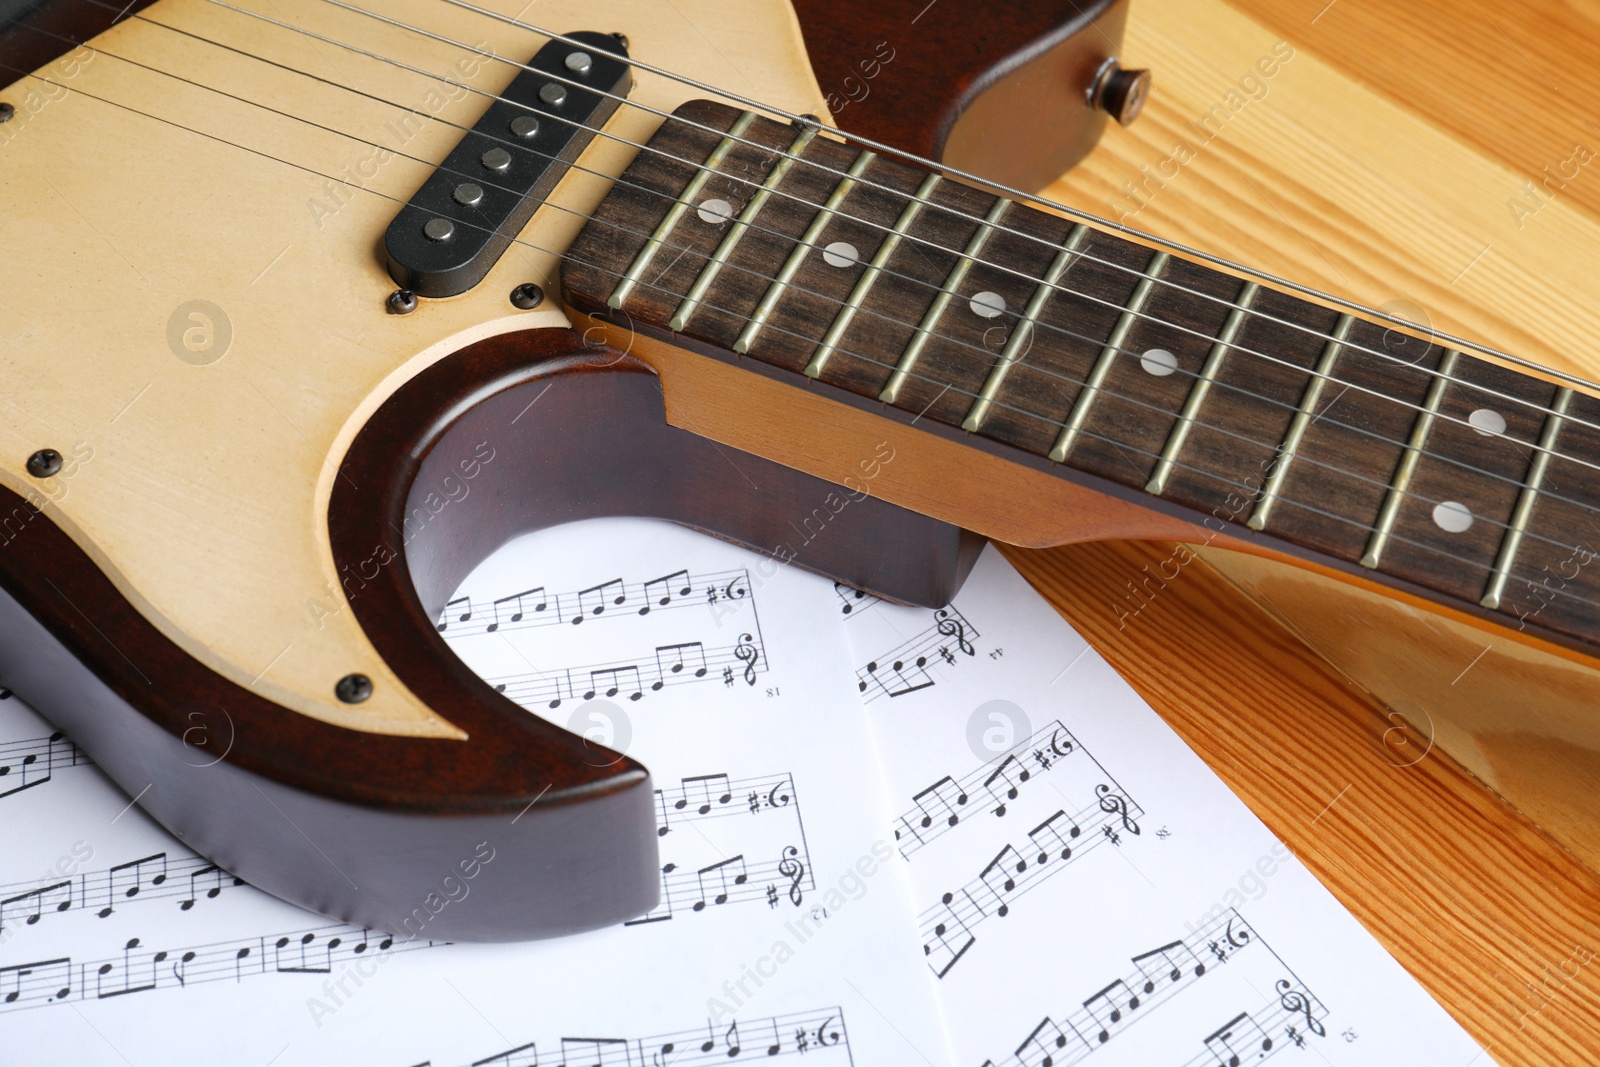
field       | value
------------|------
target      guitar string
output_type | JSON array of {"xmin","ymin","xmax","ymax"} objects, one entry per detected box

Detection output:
[
  {"xmin": 305, "ymin": 0, "xmax": 1600, "ymax": 436},
  {"xmin": 108, "ymin": 0, "xmax": 1586, "ymax": 458},
  {"xmin": 33, "ymin": 11, "xmax": 1600, "ymax": 526},
  {"xmin": 7, "ymin": 44, "xmax": 1599, "ymax": 612},
  {"xmin": 73, "ymin": 0, "xmax": 1600, "ymax": 466},
  {"xmin": 15, "ymin": 24, "xmax": 1600, "ymax": 569},
  {"xmin": 77, "ymin": 0, "xmax": 1600, "ymax": 496},
  {"xmin": 8, "ymin": 68, "xmax": 1591, "ymax": 628},
  {"xmin": 415, "ymin": 0, "xmax": 1600, "ymax": 405}
]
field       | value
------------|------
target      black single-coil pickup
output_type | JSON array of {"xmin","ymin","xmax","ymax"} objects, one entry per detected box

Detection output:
[{"xmin": 384, "ymin": 31, "xmax": 633, "ymax": 298}]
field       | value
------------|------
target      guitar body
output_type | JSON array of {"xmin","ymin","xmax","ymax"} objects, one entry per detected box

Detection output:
[{"xmin": 0, "ymin": 0, "xmax": 1126, "ymax": 937}]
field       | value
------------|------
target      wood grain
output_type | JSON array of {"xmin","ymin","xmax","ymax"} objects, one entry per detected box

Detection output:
[{"xmin": 1002, "ymin": 539, "xmax": 1600, "ymax": 1064}]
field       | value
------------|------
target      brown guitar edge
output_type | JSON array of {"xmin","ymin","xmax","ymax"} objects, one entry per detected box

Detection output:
[{"xmin": 0, "ymin": 481, "xmax": 660, "ymax": 940}]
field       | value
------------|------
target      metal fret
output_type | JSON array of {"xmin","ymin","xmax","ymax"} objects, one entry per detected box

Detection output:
[
  {"xmin": 669, "ymin": 124, "xmax": 818, "ymax": 331},
  {"xmin": 609, "ymin": 111, "xmax": 759, "ymax": 310},
  {"xmin": 1145, "ymin": 282, "xmax": 1261, "ymax": 495},
  {"xmin": 879, "ymin": 198, "xmax": 1010, "ymax": 405},
  {"xmin": 961, "ymin": 224, "xmax": 1091, "ymax": 432},
  {"xmin": 1248, "ymin": 314, "xmax": 1357, "ymax": 531},
  {"xmin": 805, "ymin": 172, "xmax": 943, "ymax": 379},
  {"xmin": 1047, "ymin": 250, "xmax": 1169, "ymax": 463},
  {"xmin": 1359, "ymin": 349, "xmax": 1461, "ymax": 569},
  {"xmin": 734, "ymin": 149, "xmax": 876, "ymax": 354},
  {"xmin": 1481, "ymin": 386, "xmax": 1575, "ymax": 609}
]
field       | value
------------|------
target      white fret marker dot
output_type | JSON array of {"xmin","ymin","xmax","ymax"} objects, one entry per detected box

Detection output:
[
  {"xmin": 822, "ymin": 241, "xmax": 859, "ymax": 268},
  {"xmin": 1469, "ymin": 408, "xmax": 1507, "ymax": 436},
  {"xmin": 1140, "ymin": 348, "xmax": 1178, "ymax": 376},
  {"xmin": 1433, "ymin": 501, "xmax": 1474, "ymax": 533},
  {"xmin": 970, "ymin": 291, "xmax": 1006, "ymax": 319},
  {"xmin": 697, "ymin": 198, "xmax": 734, "ymax": 224}
]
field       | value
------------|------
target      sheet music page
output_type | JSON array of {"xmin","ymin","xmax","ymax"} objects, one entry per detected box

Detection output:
[
  {"xmin": 840, "ymin": 545, "xmax": 1486, "ymax": 1066},
  {"xmin": 0, "ymin": 517, "xmax": 949, "ymax": 1067}
]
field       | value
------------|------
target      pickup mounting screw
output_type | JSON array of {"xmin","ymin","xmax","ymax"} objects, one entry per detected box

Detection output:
[
  {"xmin": 612, "ymin": 33, "xmax": 629, "ymax": 49},
  {"xmin": 510, "ymin": 283, "xmax": 545, "ymax": 310},
  {"xmin": 386, "ymin": 289, "xmax": 418, "ymax": 315},
  {"xmin": 335, "ymin": 673, "xmax": 373, "ymax": 704},
  {"xmin": 1090, "ymin": 60, "xmax": 1152, "ymax": 126},
  {"xmin": 0, "ymin": 103, "xmax": 14, "ymax": 123},
  {"xmin": 26, "ymin": 449, "xmax": 62, "ymax": 478}
]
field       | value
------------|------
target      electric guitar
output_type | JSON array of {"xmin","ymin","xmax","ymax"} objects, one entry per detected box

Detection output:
[{"xmin": 2, "ymin": 0, "xmax": 1594, "ymax": 941}]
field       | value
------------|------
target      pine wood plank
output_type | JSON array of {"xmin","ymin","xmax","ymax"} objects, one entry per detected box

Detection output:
[{"xmin": 1005, "ymin": 0, "xmax": 1600, "ymax": 1061}]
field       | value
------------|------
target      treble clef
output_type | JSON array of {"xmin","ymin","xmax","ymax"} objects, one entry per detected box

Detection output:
[
  {"xmin": 1277, "ymin": 980, "xmax": 1326, "ymax": 1038},
  {"xmin": 777, "ymin": 845, "xmax": 805, "ymax": 906},
  {"xmin": 735, "ymin": 633, "xmax": 760, "ymax": 685},
  {"xmin": 934, "ymin": 608, "xmax": 975, "ymax": 657},
  {"xmin": 1096, "ymin": 784, "xmax": 1141, "ymax": 835}
]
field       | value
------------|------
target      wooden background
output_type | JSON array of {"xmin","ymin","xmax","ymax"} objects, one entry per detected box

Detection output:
[{"xmin": 1004, "ymin": 0, "xmax": 1600, "ymax": 1062}]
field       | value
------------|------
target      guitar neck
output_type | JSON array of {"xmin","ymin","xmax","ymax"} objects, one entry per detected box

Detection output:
[{"xmin": 562, "ymin": 99, "xmax": 1600, "ymax": 658}]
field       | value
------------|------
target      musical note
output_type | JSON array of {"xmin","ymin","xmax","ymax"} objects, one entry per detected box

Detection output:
[
  {"xmin": 692, "ymin": 855, "xmax": 748, "ymax": 910},
  {"xmin": 1130, "ymin": 939, "xmax": 1204, "ymax": 993},
  {"xmin": 1014, "ymin": 1015, "xmax": 1091, "ymax": 1065},
  {"xmin": 0, "ymin": 731, "xmax": 87, "ymax": 799},
  {"xmin": 468, "ymin": 1040, "xmax": 540, "ymax": 1067},
  {"xmin": 1, "ymin": 957, "xmax": 71, "ymax": 1004},
  {"xmin": 982, "ymin": 755, "xmax": 1031, "ymax": 817},
  {"xmin": 585, "ymin": 665, "xmax": 643, "ymax": 702},
  {"xmin": 855, "ymin": 607, "xmax": 980, "ymax": 701},
  {"xmin": 833, "ymin": 581, "xmax": 874, "ymax": 616},
  {"xmin": 437, "ymin": 596, "xmax": 472, "ymax": 631},
  {"xmin": 1081, "ymin": 979, "xmax": 1140, "ymax": 1043},
  {"xmin": 983, "ymin": 911, "xmax": 1306, "ymax": 1064},
  {"xmin": 653, "ymin": 642, "xmax": 708, "ymax": 690},
  {"xmin": 489, "ymin": 587, "xmax": 550, "ymax": 631},
  {"xmin": 573, "ymin": 579, "xmax": 626, "ymax": 623},
  {"xmin": 977, "ymin": 845, "xmax": 1027, "ymax": 917},
  {"xmin": 1026, "ymin": 810, "xmax": 1080, "ymax": 864},
  {"xmin": 0, "ymin": 879, "xmax": 71, "ymax": 930},
  {"xmin": 641, "ymin": 569, "xmax": 692, "ymax": 614},
  {"xmin": 100, "ymin": 852, "xmax": 169, "ymax": 918},
  {"xmin": 270, "ymin": 930, "xmax": 341, "ymax": 974},
  {"xmin": 560, "ymin": 1036, "xmax": 631, "ymax": 1066},
  {"xmin": 484, "ymin": 634, "xmax": 766, "ymax": 709},
  {"xmin": 179, "ymin": 864, "xmax": 245, "ymax": 910},
  {"xmin": 922, "ymin": 892, "xmax": 977, "ymax": 978},
  {"xmin": 1202, "ymin": 1011, "xmax": 1274, "ymax": 1066},
  {"xmin": 96, "ymin": 937, "xmax": 165, "ymax": 999},
  {"xmin": 916, "ymin": 769, "xmax": 1144, "ymax": 976},
  {"xmin": 674, "ymin": 773, "xmax": 733, "ymax": 815}
]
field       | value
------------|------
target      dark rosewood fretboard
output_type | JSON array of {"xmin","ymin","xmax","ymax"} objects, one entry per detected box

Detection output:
[{"xmin": 561, "ymin": 100, "xmax": 1600, "ymax": 657}]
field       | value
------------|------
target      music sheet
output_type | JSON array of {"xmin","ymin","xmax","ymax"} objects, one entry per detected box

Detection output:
[
  {"xmin": 0, "ymin": 519, "xmax": 1485, "ymax": 1065},
  {"xmin": 843, "ymin": 547, "xmax": 1486, "ymax": 1066}
]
